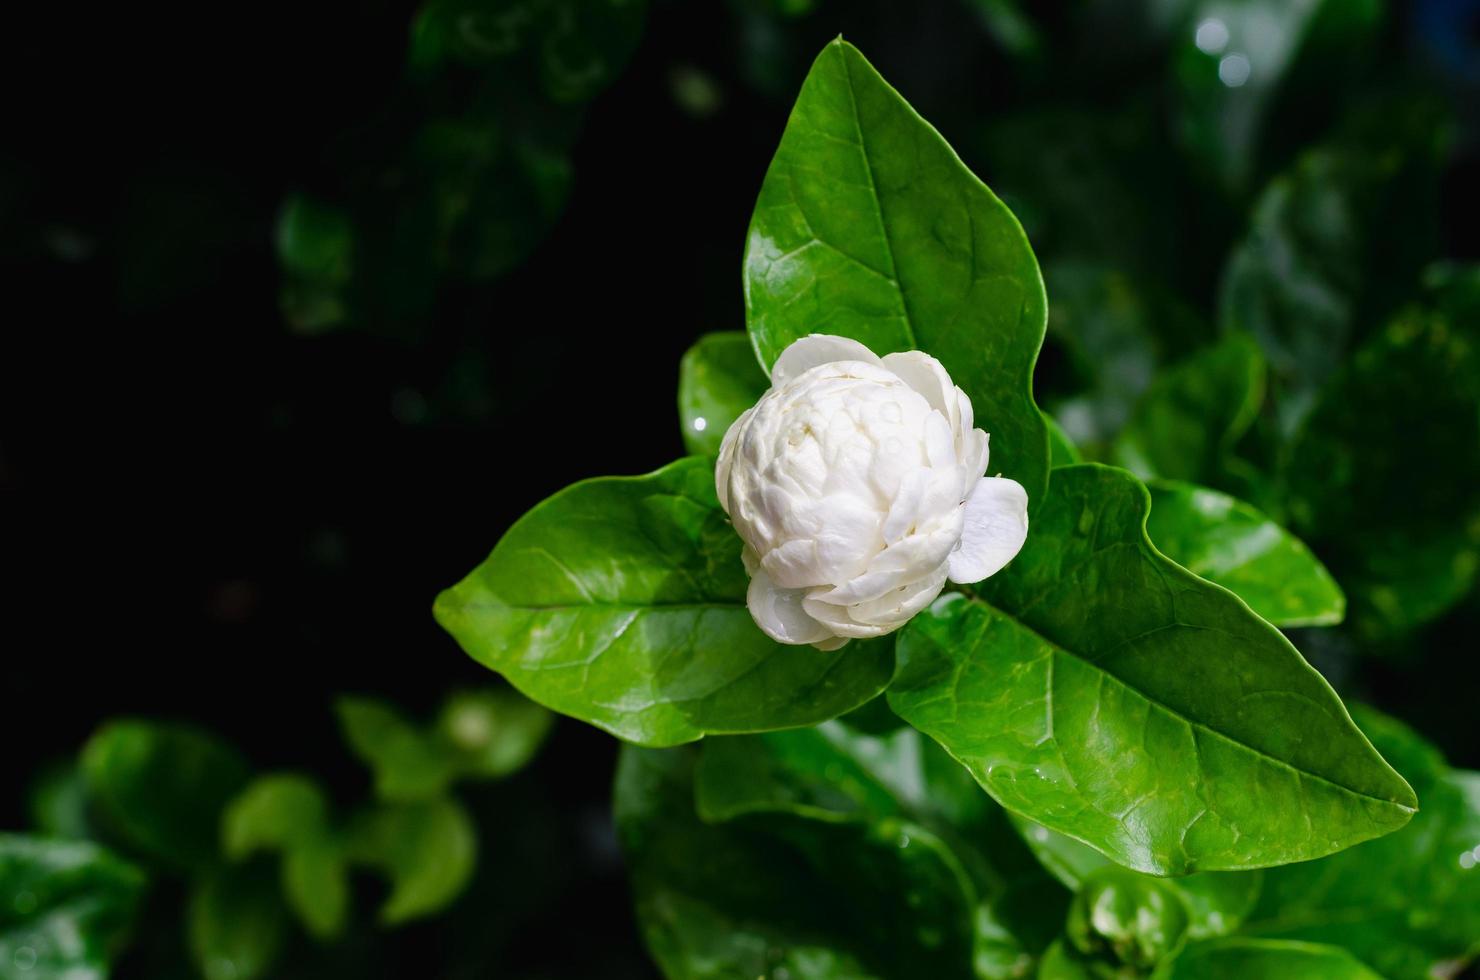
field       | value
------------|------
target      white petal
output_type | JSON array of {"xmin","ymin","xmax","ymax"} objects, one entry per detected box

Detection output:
[
  {"xmin": 747, "ymin": 566, "xmax": 835, "ymax": 646},
  {"xmin": 801, "ymin": 594, "xmax": 893, "ymax": 638},
  {"xmin": 948, "ymin": 477, "xmax": 1029, "ymax": 584},
  {"xmin": 812, "ymin": 635, "xmax": 851, "ymax": 651},
  {"xmin": 881, "ymin": 351, "xmax": 959, "ymax": 431},
  {"xmin": 771, "ymin": 335, "xmax": 882, "ymax": 387},
  {"xmin": 846, "ymin": 563, "xmax": 948, "ymax": 627},
  {"xmin": 714, "ymin": 406, "xmax": 752, "ymax": 514}
]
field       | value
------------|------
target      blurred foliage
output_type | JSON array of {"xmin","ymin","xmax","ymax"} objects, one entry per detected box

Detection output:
[{"xmin": 3, "ymin": 688, "xmax": 551, "ymax": 979}]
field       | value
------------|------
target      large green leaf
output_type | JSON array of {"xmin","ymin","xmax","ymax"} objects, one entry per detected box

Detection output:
[
  {"xmin": 81, "ymin": 720, "xmax": 251, "ymax": 872},
  {"xmin": 1240, "ymin": 706, "xmax": 1480, "ymax": 979},
  {"xmin": 0, "ymin": 835, "xmax": 145, "ymax": 980},
  {"xmin": 1113, "ymin": 334, "xmax": 1264, "ymax": 485},
  {"xmin": 435, "ymin": 456, "xmax": 894, "ymax": 746},
  {"xmin": 888, "ymin": 464, "xmax": 1415, "ymax": 875},
  {"xmin": 677, "ymin": 332, "xmax": 769, "ymax": 457},
  {"xmin": 1285, "ymin": 307, "xmax": 1480, "ymax": 637},
  {"xmin": 1146, "ymin": 481, "xmax": 1344, "ymax": 628},
  {"xmin": 1153, "ymin": 938, "xmax": 1384, "ymax": 980},
  {"xmin": 744, "ymin": 39, "xmax": 1049, "ymax": 508}
]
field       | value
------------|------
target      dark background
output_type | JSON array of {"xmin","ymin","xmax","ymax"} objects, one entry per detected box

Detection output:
[{"xmin": 3, "ymin": 0, "xmax": 1478, "ymax": 976}]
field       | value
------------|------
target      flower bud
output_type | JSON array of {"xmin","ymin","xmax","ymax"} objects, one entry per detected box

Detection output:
[{"xmin": 715, "ymin": 334, "xmax": 1029, "ymax": 649}]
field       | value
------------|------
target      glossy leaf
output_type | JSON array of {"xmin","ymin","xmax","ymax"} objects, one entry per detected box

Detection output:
[
  {"xmin": 187, "ymin": 862, "xmax": 288, "ymax": 980},
  {"xmin": 81, "ymin": 720, "xmax": 251, "ymax": 872},
  {"xmin": 676, "ymin": 331, "xmax": 767, "ymax": 457},
  {"xmin": 1065, "ymin": 866, "xmax": 1189, "ymax": 972},
  {"xmin": 1285, "ymin": 308, "xmax": 1480, "ymax": 637},
  {"xmin": 435, "ymin": 456, "xmax": 895, "ymax": 746},
  {"xmin": 1113, "ymin": 334, "xmax": 1264, "ymax": 485},
  {"xmin": 888, "ymin": 464, "xmax": 1416, "ymax": 875},
  {"xmin": 346, "ymin": 798, "xmax": 477, "ymax": 925},
  {"xmin": 1153, "ymin": 938, "xmax": 1384, "ymax": 980},
  {"xmin": 1011, "ymin": 816, "xmax": 1260, "ymax": 940},
  {"xmin": 222, "ymin": 774, "xmax": 330, "ymax": 858},
  {"xmin": 0, "ymin": 835, "xmax": 145, "ymax": 980},
  {"xmin": 1240, "ymin": 705, "xmax": 1480, "ymax": 979},
  {"xmin": 1044, "ymin": 415, "xmax": 1082, "ymax": 468},
  {"xmin": 1146, "ymin": 481, "xmax": 1344, "ymax": 628},
  {"xmin": 435, "ymin": 688, "xmax": 555, "ymax": 780},
  {"xmin": 744, "ymin": 39, "xmax": 1049, "ymax": 508}
]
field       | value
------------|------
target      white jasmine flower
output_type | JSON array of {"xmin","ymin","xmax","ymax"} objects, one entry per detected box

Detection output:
[{"xmin": 716, "ymin": 334, "xmax": 1029, "ymax": 649}]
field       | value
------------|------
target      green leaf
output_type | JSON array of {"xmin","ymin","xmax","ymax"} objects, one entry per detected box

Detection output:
[
  {"xmin": 1145, "ymin": 481, "xmax": 1344, "ymax": 628},
  {"xmin": 1044, "ymin": 415, "xmax": 1082, "ymax": 468},
  {"xmin": 1240, "ymin": 705, "xmax": 1480, "ymax": 979},
  {"xmin": 1285, "ymin": 308, "xmax": 1480, "ymax": 637},
  {"xmin": 1153, "ymin": 938, "xmax": 1384, "ymax": 980},
  {"xmin": 346, "ymin": 798, "xmax": 477, "ymax": 925},
  {"xmin": 435, "ymin": 688, "xmax": 555, "ymax": 780},
  {"xmin": 0, "ymin": 835, "xmax": 146, "ymax": 980},
  {"xmin": 222, "ymin": 774, "xmax": 329, "ymax": 858},
  {"xmin": 618, "ymin": 743, "xmax": 1012, "ymax": 980},
  {"xmin": 27, "ymin": 764, "xmax": 94, "ymax": 841},
  {"xmin": 887, "ymin": 464, "xmax": 1416, "ymax": 875},
  {"xmin": 336, "ymin": 697, "xmax": 460, "ymax": 802},
  {"xmin": 1219, "ymin": 107, "xmax": 1448, "ymax": 433},
  {"xmin": 435, "ymin": 456, "xmax": 895, "ymax": 747},
  {"xmin": 187, "ymin": 862, "xmax": 288, "ymax": 980},
  {"xmin": 1010, "ymin": 817, "xmax": 1261, "ymax": 940},
  {"xmin": 743, "ymin": 38, "xmax": 1049, "ymax": 509},
  {"xmin": 693, "ymin": 723, "xmax": 1069, "ymax": 977},
  {"xmin": 1113, "ymin": 334, "xmax": 1264, "ymax": 485},
  {"xmin": 283, "ymin": 841, "xmax": 350, "ymax": 941},
  {"xmin": 676, "ymin": 332, "xmax": 768, "ymax": 457},
  {"xmin": 1065, "ymin": 866, "xmax": 1189, "ymax": 972},
  {"xmin": 81, "ymin": 720, "xmax": 251, "ymax": 872}
]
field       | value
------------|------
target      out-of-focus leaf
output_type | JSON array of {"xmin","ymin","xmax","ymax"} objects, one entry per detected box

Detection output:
[
  {"xmin": 1285, "ymin": 308, "xmax": 1480, "ymax": 637},
  {"xmin": 336, "ymin": 697, "xmax": 460, "ymax": 802},
  {"xmin": 276, "ymin": 193, "xmax": 354, "ymax": 335},
  {"xmin": 1154, "ymin": 938, "xmax": 1384, "ymax": 979},
  {"xmin": 1042, "ymin": 262, "xmax": 1165, "ymax": 453},
  {"xmin": 1219, "ymin": 106, "xmax": 1448, "ymax": 432},
  {"xmin": 222, "ymin": 774, "xmax": 329, "ymax": 858},
  {"xmin": 435, "ymin": 688, "xmax": 555, "ymax": 780},
  {"xmin": 1239, "ymin": 705, "xmax": 1480, "ymax": 979},
  {"xmin": 1172, "ymin": 0, "xmax": 1383, "ymax": 193},
  {"xmin": 283, "ymin": 841, "xmax": 350, "ymax": 941},
  {"xmin": 81, "ymin": 720, "xmax": 251, "ymax": 872},
  {"xmin": 0, "ymin": 835, "xmax": 146, "ymax": 980},
  {"xmin": 744, "ymin": 39, "xmax": 1050, "ymax": 509},
  {"xmin": 677, "ymin": 332, "xmax": 768, "ymax": 457},
  {"xmin": 619, "ymin": 743, "xmax": 1026, "ymax": 980},
  {"xmin": 187, "ymin": 862, "xmax": 288, "ymax": 980},
  {"xmin": 1146, "ymin": 480, "xmax": 1344, "ymax": 627},
  {"xmin": 1113, "ymin": 334, "xmax": 1264, "ymax": 485},
  {"xmin": 961, "ymin": 0, "xmax": 1041, "ymax": 57},
  {"xmin": 435, "ymin": 457, "xmax": 895, "ymax": 746},
  {"xmin": 1044, "ymin": 415, "xmax": 1082, "ymax": 467},
  {"xmin": 887, "ymin": 464, "xmax": 1416, "ymax": 875},
  {"xmin": 27, "ymin": 764, "xmax": 93, "ymax": 841},
  {"xmin": 695, "ymin": 723, "xmax": 1071, "ymax": 978},
  {"xmin": 346, "ymin": 798, "xmax": 477, "ymax": 925}
]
